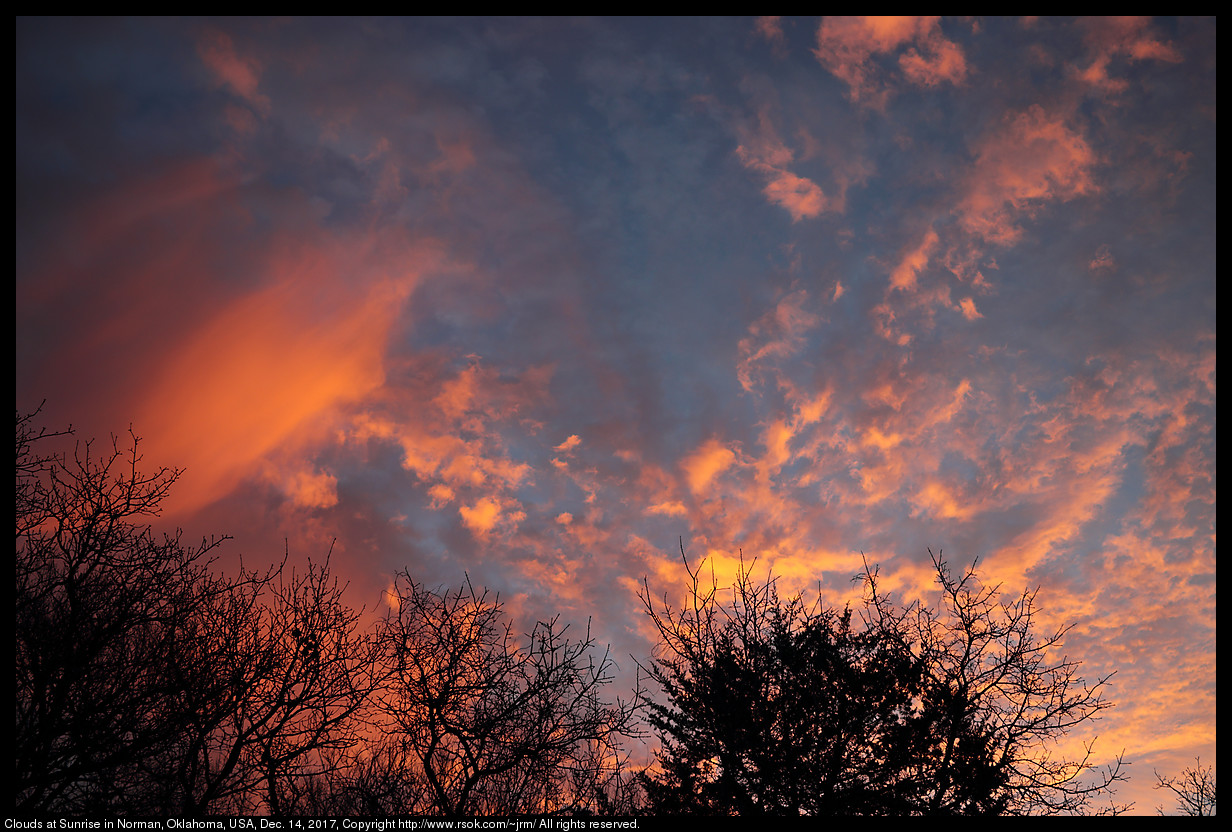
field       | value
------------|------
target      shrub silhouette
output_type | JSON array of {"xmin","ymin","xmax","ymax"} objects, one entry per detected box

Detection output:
[{"xmin": 638, "ymin": 544, "xmax": 1127, "ymax": 815}]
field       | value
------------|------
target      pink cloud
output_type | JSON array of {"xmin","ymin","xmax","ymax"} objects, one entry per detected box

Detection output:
[
  {"xmin": 815, "ymin": 16, "xmax": 967, "ymax": 106},
  {"xmin": 197, "ymin": 27, "xmax": 270, "ymax": 114},
  {"xmin": 754, "ymin": 16, "xmax": 786, "ymax": 47},
  {"xmin": 1089, "ymin": 244, "xmax": 1117, "ymax": 272},
  {"xmin": 735, "ymin": 113, "xmax": 830, "ymax": 221},
  {"xmin": 889, "ymin": 229, "xmax": 940, "ymax": 292},
  {"xmin": 1077, "ymin": 16, "xmax": 1183, "ymax": 95},
  {"xmin": 958, "ymin": 106, "xmax": 1097, "ymax": 245}
]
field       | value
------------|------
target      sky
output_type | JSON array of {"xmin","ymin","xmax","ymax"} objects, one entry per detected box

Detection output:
[{"xmin": 16, "ymin": 17, "xmax": 1215, "ymax": 812}]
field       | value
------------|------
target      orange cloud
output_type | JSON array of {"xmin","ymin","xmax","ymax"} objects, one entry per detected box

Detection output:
[
  {"xmin": 682, "ymin": 437, "xmax": 739, "ymax": 495},
  {"xmin": 554, "ymin": 434, "xmax": 582, "ymax": 453},
  {"xmin": 815, "ymin": 16, "xmax": 967, "ymax": 106},
  {"xmin": 646, "ymin": 500, "xmax": 689, "ymax": 518},
  {"xmin": 735, "ymin": 114, "xmax": 830, "ymax": 222},
  {"xmin": 459, "ymin": 495, "xmax": 503, "ymax": 536},
  {"xmin": 427, "ymin": 483, "xmax": 456, "ymax": 509},
  {"xmin": 736, "ymin": 287, "xmax": 820, "ymax": 391},
  {"xmin": 267, "ymin": 462, "xmax": 339, "ymax": 510},
  {"xmin": 899, "ymin": 33, "xmax": 967, "ymax": 88},
  {"xmin": 1077, "ymin": 16, "xmax": 1182, "ymax": 95},
  {"xmin": 761, "ymin": 169, "xmax": 827, "ymax": 221},
  {"xmin": 873, "ymin": 228, "xmax": 997, "ymax": 343},
  {"xmin": 137, "ymin": 233, "xmax": 431, "ymax": 516},
  {"xmin": 957, "ymin": 297, "xmax": 982, "ymax": 320},
  {"xmin": 958, "ymin": 106, "xmax": 1096, "ymax": 245},
  {"xmin": 889, "ymin": 228, "xmax": 940, "ymax": 291},
  {"xmin": 337, "ymin": 351, "xmax": 554, "ymax": 554}
]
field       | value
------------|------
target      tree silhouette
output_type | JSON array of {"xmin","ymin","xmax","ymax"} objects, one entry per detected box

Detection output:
[
  {"xmin": 16, "ymin": 408, "xmax": 227, "ymax": 813},
  {"xmin": 862, "ymin": 551, "xmax": 1127, "ymax": 815},
  {"xmin": 639, "ymin": 544, "xmax": 1127, "ymax": 815},
  {"xmin": 157, "ymin": 551, "xmax": 383, "ymax": 815},
  {"xmin": 15, "ymin": 409, "xmax": 380, "ymax": 815},
  {"xmin": 1155, "ymin": 758, "xmax": 1216, "ymax": 816},
  {"xmin": 368, "ymin": 573, "xmax": 644, "ymax": 816}
]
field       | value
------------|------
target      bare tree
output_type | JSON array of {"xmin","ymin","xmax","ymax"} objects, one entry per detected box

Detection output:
[
  {"xmin": 860, "ymin": 550, "xmax": 1129, "ymax": 815},
  {"xmin": 372, "ymin": 573, "xmax": 643, "ymax": 816},
  {"xmin": 15, "ymin": 409, "xmax": 382, "ymax": 815},
  {"xmin": 161, "ymin": 550, "xmax": 384, "ymax": 815},
  {"xmin": 16, "ymin": 408, "xmax": 227, "ymax": 813},
  {"xmin": 1155, "ymin": 758, "xmax": 1216, "ymax": 816}
]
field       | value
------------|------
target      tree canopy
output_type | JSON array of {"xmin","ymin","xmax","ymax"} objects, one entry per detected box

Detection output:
[{"xmin": 638, "ymin": 544, "xmax": 1127, "ymax": 815}]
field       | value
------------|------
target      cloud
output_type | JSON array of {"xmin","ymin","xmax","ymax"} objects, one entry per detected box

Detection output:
[
  {"xmin": 682, "ymin": 437, "xmax": 739, "ymax": 495},
  {"xmin": 736, "ymin": 287, "xmax": 820, "ymax": 391},
  {"xmin": 646, "ymin": 500, "xmax": 688, "ymax": 518},
  {"xmin": 754, "ymin": 16, "xmax": 786, "ymax": 50},
  {"xmin": 554, "ymin": 434, "xmax": 582, "ymax": 453},
  {"xmin": 899, "ymin": 34, "xmax": 967, "ymax": 88},
  {"xmin": 815, "ymin": 16, "xmax": 967, "ymax": 106},
  {"xmin": 872, "ymin": 228, "xmax": 992, "ymax": 343},
  {"xmin": 760, "ymin": 169, "xmax": 828, "ymax": 222},
  {"xmin": 735, "ymin": 113, "xmax": 830, "ymax": 221},
  {"xmin": 1076, "ymin": 16, "xmax": 1183, "ymax": 95},
  {"xmin": 958, "ymin": 106, "xmax": 1097, "ymax": 245},
  {"xmin": 957, "ymin": 297, "xmax": 982, "ymax": 320},
  {"xmin": 349, "ymin": 360, "xmax": 545, "ymax": 497},
  {"xmin": 197, "ymin": 27, "xmax": 270, "ymax": 114},
  {"xmin": 1088, "ymin": 244, "xmax": 1117, "ymax": 272},
  {"xmin": 270, "ymin": 463, "xmax": 339, "ymax": 510},
  {"xmin": 134, "ymin": 233, "xmax": 430, "ymax": 516},
  {"xmin": 889, "ymin": 229, "xmax": 940, "ymax": 292},
  {"xmin": 460, "ymin": 495, "xmax": 502, "ymax": 536}
]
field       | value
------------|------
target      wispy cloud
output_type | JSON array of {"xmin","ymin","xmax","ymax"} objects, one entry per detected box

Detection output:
[{"xmin": 735, "ymin": 113, "xmax": 830, "ymax": 221}]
